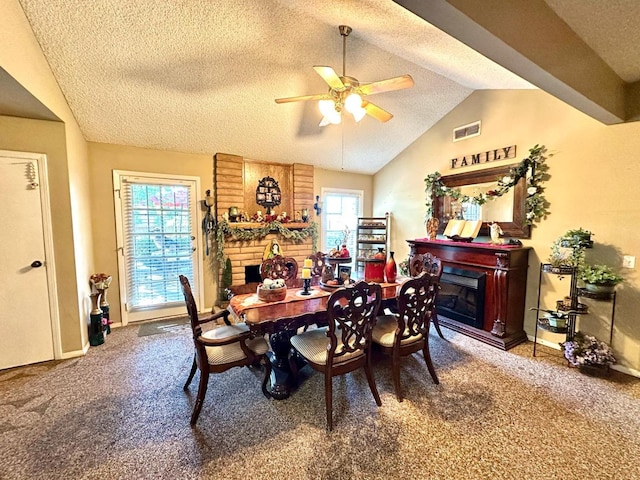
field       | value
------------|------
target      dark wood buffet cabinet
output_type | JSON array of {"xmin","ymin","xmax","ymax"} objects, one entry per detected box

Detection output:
[{"xmin": 408, "ymin": 239, "xmax": 531, "ymax": 350}]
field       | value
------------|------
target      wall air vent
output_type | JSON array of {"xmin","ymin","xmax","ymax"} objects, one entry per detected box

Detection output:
[{"xmin": 453, "ymin": 121, "xmax": 481, "ymax": 142}]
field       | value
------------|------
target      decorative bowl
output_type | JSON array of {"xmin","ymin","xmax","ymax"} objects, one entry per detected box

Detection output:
[{"xmin": 257, "ymin": 285, "xmax": 287, "ymax": 302}]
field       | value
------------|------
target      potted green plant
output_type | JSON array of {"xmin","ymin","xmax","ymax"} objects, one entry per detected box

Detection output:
[
  {"xmin": 581, "ymin": 264, "xmax": 623, "ymax": 294},
  {"xmin": 547, "ymin": 236, "xmax": 586, "ymax": 275},
  {"xmin": 560, "ymin": 227, "xmax": 593, "ymax": 249}
]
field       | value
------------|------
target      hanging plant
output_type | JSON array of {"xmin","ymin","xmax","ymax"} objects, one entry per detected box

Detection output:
[
  {"xmin": 215, "ymin": 219, "xmax": 318, "ymax": 263},
  {"xmin": 424, "ymin": 144, "xmax": 550, "ymax": 225}
]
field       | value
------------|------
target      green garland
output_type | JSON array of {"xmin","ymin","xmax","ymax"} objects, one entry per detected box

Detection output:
[
  {"xmin": 215, "ymin": 220, "xmax": 318, "ymax": 263},
  {"xmin": 424, "ymin": 144, "xmax": 550, "ymax": 225}
]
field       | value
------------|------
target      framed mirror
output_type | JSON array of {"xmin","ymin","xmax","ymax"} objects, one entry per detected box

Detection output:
[{"xmin": 432, "ymin": 165, "xmax": 530, "ymax": 238}]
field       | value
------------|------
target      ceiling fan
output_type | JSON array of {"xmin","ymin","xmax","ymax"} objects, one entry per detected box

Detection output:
[{"xmin": 275, "ymin": 25, "xmax": 414, "ymax": 126}]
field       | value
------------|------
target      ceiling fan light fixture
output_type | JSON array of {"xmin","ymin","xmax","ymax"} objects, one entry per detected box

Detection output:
[
  {"xmin": 275, "ymin": 25, "xmax": 413, "ymax": 125},
  {"xmin": 352, "ymin": 106, "xmax": 366, "ymax": 122},
  {"xmin": 319, "ymin": 100, "xmax": 342, "ymax": 125},
  {"xmin": 319, "ymin": 116, "xmax": 331, "ymax": 127},
  {"xmin": 344, "ymin": 92, "xmax": 362, "ymax": 114},
  {"xmin": 319, "ymin": 99, "xmax": 336, "ymax": 116}
]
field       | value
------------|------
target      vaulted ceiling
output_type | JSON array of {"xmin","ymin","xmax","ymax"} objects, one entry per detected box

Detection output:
[{"xmin": 7, "ymin": 0, "xmax": 640, "ymax": 174}]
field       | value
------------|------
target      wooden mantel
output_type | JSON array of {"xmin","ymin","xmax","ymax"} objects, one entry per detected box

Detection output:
[
  {"xmin": 225, "ymin": 222, "xmax": 311, "ymax": 230},
  {"xmin": 408, "ymin": 239, "xmax": 531, "ymax": 350}
]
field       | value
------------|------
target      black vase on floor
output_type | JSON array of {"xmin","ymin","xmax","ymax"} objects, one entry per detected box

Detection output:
[{"xmin": 89, "ymin": 293, "xmax": 105, "ymax": 346}]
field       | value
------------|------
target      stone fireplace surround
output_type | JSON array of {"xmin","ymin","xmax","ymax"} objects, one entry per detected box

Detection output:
[{"xmin": 214, "ymin": 153, "xmax": 315, "ymax": 288}]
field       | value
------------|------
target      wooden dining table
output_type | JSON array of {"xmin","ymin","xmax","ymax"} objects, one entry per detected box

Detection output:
[{"xmin": 228, "ymin": 280, "xmax": 403, "ymax": 399}]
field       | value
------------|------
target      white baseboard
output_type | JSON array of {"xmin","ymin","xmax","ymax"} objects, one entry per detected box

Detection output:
[{"xmin": 59, "ymin": 342, "xmax": 89, "ymax": 359}]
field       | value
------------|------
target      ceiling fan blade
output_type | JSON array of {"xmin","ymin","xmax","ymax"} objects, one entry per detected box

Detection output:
[
  {"xmin": 313, "ymin": 66, "xmax": 345, "ymax": 90},
  {"xmin": 363, "ymin": 101, "xmax": 393, "ymax": 122},
  {"xmin": 358, "ymin": 74, "xmax": 414, "ymax": 96},
  {"xmin": 275, "ymin": 93, "xmax": 331, "ymax": 104}
]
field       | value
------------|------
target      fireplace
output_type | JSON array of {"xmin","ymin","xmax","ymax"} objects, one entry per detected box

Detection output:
[
  {"xmin": 245, "ymin": 265, "xmax": 262, "ymax": 283},
  {"xmin": 408, "ymin": 239, "xmax": 530, "ymax": 350},
  {"xmin": 436, "ymin": 266, "xmax": 486, "ymax": 329}
]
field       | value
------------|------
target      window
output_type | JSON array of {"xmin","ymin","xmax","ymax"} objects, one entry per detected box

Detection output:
[
  {"xmin": 114, "ymin": 171, "xmax": 202, "ymax": 324},
  {"xmin": 462, "ymin": 201, "xmax": 481, "ymax": 221},
  {"xmin": 321, "ymin": 188, "xmax": 363, "ymax": 263}
]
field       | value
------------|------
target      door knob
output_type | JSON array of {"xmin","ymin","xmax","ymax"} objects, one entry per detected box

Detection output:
[{"xmin": 31, "ymin": 260, "xmax": 43, "ymax": 268}]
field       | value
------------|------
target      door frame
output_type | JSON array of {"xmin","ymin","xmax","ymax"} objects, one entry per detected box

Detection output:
[
  {"xmin": 113, "ymin": 170, "xmax": 204, "ymax": 325},
  {"xmin": 0, "ymin": 150, "xmax": 62, "ymax": 360}
]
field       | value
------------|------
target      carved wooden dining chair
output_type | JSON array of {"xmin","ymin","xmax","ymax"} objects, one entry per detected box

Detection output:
[
  {"xmin": 179, "ymin": 275, "xmax": 271, "ymax": 426},
  {"xmin": 260, "ymin": 255, "xmax": 298, "ymax": 286},
  {"xmin": 371, "ymin": 272, "xmax": 440, "ymax": 402},
  {"xmin": 289, "ymin": 280, "xmax": 383, "ymax": 431},
  {"xmin": 408, "ymin": 253, "xmax": 445, "ymax": 339}
]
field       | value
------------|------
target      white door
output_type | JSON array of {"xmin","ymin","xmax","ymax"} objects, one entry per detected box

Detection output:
[
  {"xmin": 0, "ymin": 153, "xmax": 55, "ymax": 370},
  {"xmin": 113, "ymin": 171, "xmax": 203, "ymax": 324}
]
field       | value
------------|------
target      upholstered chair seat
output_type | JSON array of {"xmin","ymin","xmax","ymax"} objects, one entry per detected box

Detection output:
[
  {"xmin": 290, "ymin": 327, "xmax": 364, "ymax": 366},
  {"xmin": 371, "ymin": 314, "xmax": 424, "ymax": 347},
  {"xmin": 201, "ymin": 324, "xmax": 270, "ymax": 365}
]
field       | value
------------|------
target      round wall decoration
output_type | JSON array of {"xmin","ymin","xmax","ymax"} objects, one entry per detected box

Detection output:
[{"xmin": 256, "ymin": 176, "xmax": 282, "ymax": 208}]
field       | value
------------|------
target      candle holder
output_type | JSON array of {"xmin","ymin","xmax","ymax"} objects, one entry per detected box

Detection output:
[{"xmin": 301, "ymin": 277, "xmax": 311, "ymax": 295}]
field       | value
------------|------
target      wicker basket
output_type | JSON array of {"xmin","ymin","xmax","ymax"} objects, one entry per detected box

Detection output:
[{"xmin": 257, "ymin": 285, "xmax": 287, "ymax": 302}]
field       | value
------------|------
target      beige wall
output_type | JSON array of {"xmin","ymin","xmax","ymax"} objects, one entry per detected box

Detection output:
[
  {"xmin": 1, "ymin": 0, "xmax": 93, "ymax": 354},
  {"xmin": 88, "ymin": 142, "xmax": 215, "ymax": 318},
  {"xmin": 374, "ymin": 89, "xmax": 640, "ymax": 375}
]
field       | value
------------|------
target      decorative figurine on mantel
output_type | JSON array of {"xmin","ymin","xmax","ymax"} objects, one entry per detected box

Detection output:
[
  {"xmin": 426, "ymin": 217, "xmax": 439, "ymax": 240},
  {"xmin": 489, "ymin": 222, "xmax": 505, "ymax": 245}
]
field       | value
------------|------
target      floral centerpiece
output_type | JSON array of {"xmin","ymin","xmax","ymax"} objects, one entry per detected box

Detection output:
[
  {"xmin": 561, "ymin": 331, "xmax": 616, "ymax": 368},
  {"xmin": 90, "ymin": 273, "xmax": 112, "ymax": 290},
  {"xmin": 424, "ymin": 144, "xmax": 550, "ymax": 224}
]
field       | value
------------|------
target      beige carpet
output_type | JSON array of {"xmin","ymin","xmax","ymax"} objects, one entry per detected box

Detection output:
[{"xmin": 1, "ymin": 323, "xmax": 639, "ymax": 479}]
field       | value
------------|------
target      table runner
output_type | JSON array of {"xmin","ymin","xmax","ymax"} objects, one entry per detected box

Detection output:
[
  {"xmin": 229, "ymin": 286, "xmax": 331, "ymax": 314},
  {"xmin": 229, "ymin": 281, "xmax": 402, "ymax": 315}
]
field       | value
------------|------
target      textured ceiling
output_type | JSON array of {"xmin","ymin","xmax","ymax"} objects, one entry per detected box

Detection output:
[
  {"xmin": 13, "ymin": 0, "xmax": 640, "ymax": 174},
  {"xmin": 14, "ymin": 0, "xmax": 530, "ymax": 174}
]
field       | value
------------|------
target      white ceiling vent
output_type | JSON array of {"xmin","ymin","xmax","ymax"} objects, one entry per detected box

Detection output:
[{"xmin": 453, "ymin": 121, "xmax": 481, "ymax": 142}]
